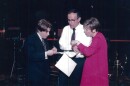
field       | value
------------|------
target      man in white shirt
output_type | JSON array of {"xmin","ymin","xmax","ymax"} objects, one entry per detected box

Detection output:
[{"xmin": 59, "ymin": 9, "xmax": 92, "ymax": 86}]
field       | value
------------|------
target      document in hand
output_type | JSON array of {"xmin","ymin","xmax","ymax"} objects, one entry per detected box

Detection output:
[
  {"xmin": 55, "ymin": 53, "xmax": 77, "ymax": 77},
  {"xmin": 65, "ymin": 51, "xmax": 77, "ymax": 58}
]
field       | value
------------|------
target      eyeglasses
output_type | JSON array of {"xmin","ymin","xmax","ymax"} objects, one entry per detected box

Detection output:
[{"xmin": 68, "ymin": 19, "xmax": 78, "ymax": 22}]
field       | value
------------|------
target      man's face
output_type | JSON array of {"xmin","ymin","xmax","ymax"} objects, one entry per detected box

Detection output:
[
  {"xmin": 67, "ymin": 13, "xmax": 80, "ymax": 28},
  {"xmin": 39, "ymin": 28, "xmax": 50, "ymax": 39}
]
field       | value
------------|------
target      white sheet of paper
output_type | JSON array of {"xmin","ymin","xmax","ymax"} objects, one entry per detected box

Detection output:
[
  {"xmin": 56, "ymin": 52, "xmax": 64, "ymax": 54},
  {"xmin": 56, "ymin": 51, "xmax": 77, "ymax": 57},
  {"xmin": 65, "ymin": 51, "xmax": 77, "ymax": 57},
  {"xmin": 55, "ymin": 53, "xmax": 77, "ymax": 77}
]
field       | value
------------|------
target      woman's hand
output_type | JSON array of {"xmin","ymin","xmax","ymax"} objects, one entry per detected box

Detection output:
[
  {"xmin": 71, "ymin": 40, "xmax": 80, "ymax": 46},
  {"xmin": 72, "ymin": 45, "xmax": 80, "ymax": 54}
]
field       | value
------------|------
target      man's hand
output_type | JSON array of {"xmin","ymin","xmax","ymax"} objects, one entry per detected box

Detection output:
[
  {"xmin": 52, "ymin": 46, "xmax": 57, "ymax": 54},
  {"xmin": 46, "ymin": 46, "xmax": 57, "ymax": 56}
]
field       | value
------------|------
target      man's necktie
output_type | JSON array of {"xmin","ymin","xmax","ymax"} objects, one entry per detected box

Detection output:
[
  {"xmin": 42, "ymin": 39, "xmax": 48, "ymax": 59},
  {"xmin": 71, "ymin": 28, "xmax": 75, "ymax": 40},
  {"xmin": 42, "ymin": 39, "xmax": 47, "ymax": 51}
]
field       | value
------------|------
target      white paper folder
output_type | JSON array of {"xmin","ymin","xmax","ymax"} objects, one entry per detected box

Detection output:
[{"xmin": 55, "ymin": 53, "xmax": 77, "ymax": 77}]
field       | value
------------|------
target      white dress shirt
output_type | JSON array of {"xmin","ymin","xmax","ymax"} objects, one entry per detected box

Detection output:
[{"xmin": 59, "ymin": 23, "xmax": 92, "ymax": 58}]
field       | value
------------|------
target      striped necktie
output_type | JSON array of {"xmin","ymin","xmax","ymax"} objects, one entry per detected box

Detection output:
[
  {"xmin": 42, "ymin": 39, "xmax": 48, "ymax": 59},
  {"xmin": 42, "ymin": 39, "xmax": 47, "ymax": 51}
]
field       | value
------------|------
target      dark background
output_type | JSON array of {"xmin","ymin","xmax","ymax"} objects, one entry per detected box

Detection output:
[
  {"xmin": 0, "ymin": 0, "xmax": 130, "ymax": 85},
  {"xmin": 0, "ymin": 0, "xmax": 130, "ymax": 39}
]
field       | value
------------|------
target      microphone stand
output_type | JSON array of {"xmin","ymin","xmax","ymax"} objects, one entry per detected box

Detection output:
[
  {"xmin": 114, "ymin": 51, "xmax": 119, "ymax": 86},
  {"xmin": 10, "ymin": 38, "xmax": 17, "ymax": 79},
  {"xmin": 114, "ymin": 51, "xmax": 124, "ymax": 86}
]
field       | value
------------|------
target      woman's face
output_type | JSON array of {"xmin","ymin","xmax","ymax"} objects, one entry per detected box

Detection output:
[{"xmin": 84, "ymin": 27, "xmax": 95, "ymax": 37}]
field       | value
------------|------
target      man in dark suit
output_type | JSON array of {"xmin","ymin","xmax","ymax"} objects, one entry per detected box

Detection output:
[{"xmin": 24, "ymin": 19, "xmax": 57, "ymax": 86}]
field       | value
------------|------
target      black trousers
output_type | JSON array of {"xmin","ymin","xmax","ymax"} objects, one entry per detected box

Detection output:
[
  {"xmin": 58, "ymin": 58, "xmax": 85, "ymax": 86},
  {"xmin": 25, "ymin": 61, "xmax": 50, "ymax": 86}
]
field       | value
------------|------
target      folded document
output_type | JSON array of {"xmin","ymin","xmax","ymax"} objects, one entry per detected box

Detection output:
[{"xmin": 55, "ymin": 53, "xmax": 77, "ymax": 77}]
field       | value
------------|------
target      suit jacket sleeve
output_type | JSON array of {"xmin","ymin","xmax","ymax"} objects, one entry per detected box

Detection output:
[
  {"xmin": 77, "ymin": 37, "xmax": 99, "ymax": 57},
  {"xmin": 24, "ymin": 34, "xmax": 45, "ymax": 61}
]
